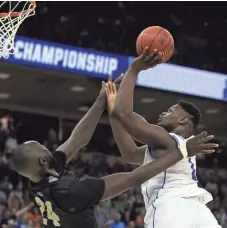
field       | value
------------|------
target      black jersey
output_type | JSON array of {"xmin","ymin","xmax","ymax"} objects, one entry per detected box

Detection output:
[{"xmin": 29, "ymin": 151, "xmax": 105, "ymax": 228}]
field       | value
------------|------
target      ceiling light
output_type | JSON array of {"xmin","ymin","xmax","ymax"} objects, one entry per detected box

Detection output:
[
  {"xmin": 77, "ymin": 106, "xmax": 89, "ymax": 112},
  {"xmin": 206, "ymin": 109, "xmax": 220, "ymax": 114},
  {"xmin": 0, "ymin": 73, "xmax": 11, "ymax": 80},
  {"xmin": 0, "ymin": 93, "xmax": 10, "ymax": 99},
  {"xmin": 70, "ymin": 86, "xmax": 86, "ymax": 92},
  {"xmin": 140, "ymin": 97, "xmax": 156, "ymax": 104}
]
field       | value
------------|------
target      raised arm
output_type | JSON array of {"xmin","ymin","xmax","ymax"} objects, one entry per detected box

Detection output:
[
  {"xmin": 111, "ymin": 49, "xmax": 174, "ymax": 148},
  {"xmin": 57, "ymin": 82, "xmax": 106, "ymax": 164},
  {"xmin": 109, "ymin": 115, "xmax": 146, "ymax": 165},
  {"xmin": 106, "ymin": 79, "xmax": 146, "ymax": 165}
]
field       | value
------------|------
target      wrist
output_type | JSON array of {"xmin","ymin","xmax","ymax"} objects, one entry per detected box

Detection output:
[
  {"xmin": 129, "ymin": 65, "xmax": 141, "ymax": 76},
  {"xmin": 96, "ymin": 95, "xmax": 106, "ymax": 108}
]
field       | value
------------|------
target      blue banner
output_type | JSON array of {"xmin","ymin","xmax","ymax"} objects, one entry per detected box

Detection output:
[
  {"xmin": 2, "ymin": 36, "xmax": 129, "ymax": 78},
  {"xmin": 2, "ymin": 36, "xmax": 227, "ymax": 101},
  {"xmin": 128, "ymin": 57, "xmax": 227, "ymax": 102}
]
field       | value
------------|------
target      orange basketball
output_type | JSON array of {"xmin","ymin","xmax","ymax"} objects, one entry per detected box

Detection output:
[{"xmin": 136, "ymin": 26, "xmax": 174, "ymax": 63}]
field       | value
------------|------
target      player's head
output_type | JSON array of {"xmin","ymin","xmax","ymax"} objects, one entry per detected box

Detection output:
[
  {"xmin": 9, "ymin": 141, "xmax": 59, "ymax": 183},
  {"xmin": 157, "ymin": 100, "xmax": 201, "ymax": 133}
]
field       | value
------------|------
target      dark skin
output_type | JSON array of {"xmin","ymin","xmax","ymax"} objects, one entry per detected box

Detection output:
[
  {"xmin": 14, "ymin": 76, "xmax": 124, "ymax": 183},
  {"xmin": 107, "ymin": 47, "xmax": 219, "ymax": 164},
  {"xmin": 11, "ymin": 83, "xmax": 218, "ymax": 202}
]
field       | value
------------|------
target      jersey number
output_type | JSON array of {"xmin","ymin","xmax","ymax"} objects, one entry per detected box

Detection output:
[{"xmin": 35, "ymin": 196, "xmax": 60, "ymax": 227}]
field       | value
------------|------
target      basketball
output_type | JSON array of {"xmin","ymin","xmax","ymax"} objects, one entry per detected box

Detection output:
[{"xmin": 136, "ymin": 26, "xmax": 174, "ymax": 63}]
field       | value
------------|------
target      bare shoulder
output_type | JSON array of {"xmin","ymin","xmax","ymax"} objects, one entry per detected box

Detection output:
[{"xmin": 146, "ymin": 123, "xmax": 176, "ymax": 149}]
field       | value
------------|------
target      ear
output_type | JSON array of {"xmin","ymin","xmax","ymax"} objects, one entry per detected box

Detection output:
[
  {"xmin": 179, "ymin": 116, "xmax": 189, "ymax": 125},
  {"xmin": 39, "ymin": 157, "xmax": 48, "ymax": 167}
]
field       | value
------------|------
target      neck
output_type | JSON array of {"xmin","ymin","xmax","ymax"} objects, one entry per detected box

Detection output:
[
  {"xmin": 171, "ymin": 127, "xmax": 193, "ymax": 139},
  {"xmin": 30, "ymin": 174, "xmax": 46, "ymax": 183}
]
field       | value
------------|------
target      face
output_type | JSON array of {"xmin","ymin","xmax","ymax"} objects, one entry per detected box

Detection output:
[
  {"xmin": 157, "ymin": 104, "xmax": 189, "ymax": 131},
  {"xmin": 18, "ymin": 141, "xmax": 52, "ymax": 179}
]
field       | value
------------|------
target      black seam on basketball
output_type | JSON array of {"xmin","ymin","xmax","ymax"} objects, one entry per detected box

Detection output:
[
  {"xmin": 147, "ymin": 28, "xmax": 163, "ymax": 53},
  {"xmin": 160, "ymin": 37, "xmax": 172, "ymax": 52}
]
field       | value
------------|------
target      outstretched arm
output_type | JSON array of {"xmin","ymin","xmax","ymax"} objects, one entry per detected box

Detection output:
[
  {"xmin": 57, "ymin": 82, "xmax": 106, "ymax": 164},
  {"xmin": 101, "ymin": 132, "xmax": 217, "ymax": 201},
  {"xmin": 57, "ymin": 75, "xmax": 124, "ymax": 164},
  {"xmin": 66, "ymin": 132, "xmax": 217, "ymax": 211}
]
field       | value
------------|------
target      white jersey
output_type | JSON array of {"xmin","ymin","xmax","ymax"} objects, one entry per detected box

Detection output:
[{"xmin": 141, "ymin": 133, "xmax": 213, "ymax": 212}]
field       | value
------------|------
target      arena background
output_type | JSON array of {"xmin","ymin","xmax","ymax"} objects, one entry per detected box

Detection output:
[{"xmin": 0, "ymin": 1, "xmax": 227, "ymax": 228}]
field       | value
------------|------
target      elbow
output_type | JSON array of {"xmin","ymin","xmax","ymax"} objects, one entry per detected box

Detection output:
[
  {"xmin": 81, "ymin": 137, "xmax": 92, "ymax": 148},
  {"xmin": 112, "ymin": 106, "xmax": 130, "ymax": 121}
]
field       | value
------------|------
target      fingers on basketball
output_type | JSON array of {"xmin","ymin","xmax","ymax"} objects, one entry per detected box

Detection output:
[
  {"xmin": 142, "ymin": 48, "xmax": 163, "ymax": 67},
  {"xmin": 142, "ymin": 46, "xmax": 150, "ymax": 56}
]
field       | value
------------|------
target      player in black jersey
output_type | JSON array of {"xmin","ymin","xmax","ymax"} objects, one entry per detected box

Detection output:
[{"xmin": 9, "ymin": 81, "xmax": 218, "ymax": 227}]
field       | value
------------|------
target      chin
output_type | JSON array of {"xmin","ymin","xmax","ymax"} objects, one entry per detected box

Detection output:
[
  {"xmin": 157, "ymin": 122, "xmax": 169, "ymax": 131},
  {"xmin": 157, "ymin": 121, "xmax": 163, "ymax": 127}
]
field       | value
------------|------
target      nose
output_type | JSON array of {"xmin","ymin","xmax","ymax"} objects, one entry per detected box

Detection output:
[
  {"xmin": 159, "ymin": 113, "xmax": 164, "ymax": 119},
  {"xmin": 160, "ymin": 112, "xmax": 166, "ymax": 117}
]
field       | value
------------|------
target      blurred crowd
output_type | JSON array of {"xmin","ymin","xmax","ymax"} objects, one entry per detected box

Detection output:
[
  {"xmin": 0, "ymin": 1, "xmax": 227, "ymax": 227},
  {"xmin": 18, "ymin": 1, "xmax": 227, "ymax": 74},
  {"xmin": 0, "ymin": 114, "xmax": 227, "ymax": 228}
]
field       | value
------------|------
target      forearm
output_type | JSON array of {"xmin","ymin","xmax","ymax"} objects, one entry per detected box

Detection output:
[
  {"xmin": 114, "ymin": 67, "xmax": 138, "ymax": 116},
  {"xmin": 71, "ymin": 96, "xmax": 105, "ymax": 142},
  {"xmin": 109, "ymin": 115, "xmax": 145, "ymax": 165},
  {"xmin": 101, "ymin": 149, "xmax": 183, "ymax": 201},
  {"xmin": 57, "ymin": 95, "xmax": 105, "ymax": 163}
]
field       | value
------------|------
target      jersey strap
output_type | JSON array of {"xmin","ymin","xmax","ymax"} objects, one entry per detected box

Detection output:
[{"xmin": 178, "ymin": 136, "xmax": 194, "ymax": 158}]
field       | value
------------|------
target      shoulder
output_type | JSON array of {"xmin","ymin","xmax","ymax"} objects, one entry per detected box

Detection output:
[
  {"xmin": 50, "ymin": 176, "xmax": 105, "ymax": 212},
  {"xmin": 68, "ymin": 176, "xmax": 105, "ymax": 195},
  {"xmin": 169, "ymin": 133, "xmax": 185, "ymax": 147},
  {"xmin": 151, "ymin": 126, "xmax": 177, "ymax": 149}
]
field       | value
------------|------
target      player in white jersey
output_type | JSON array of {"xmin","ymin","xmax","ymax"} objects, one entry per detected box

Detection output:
[{"xmin": 105, "ymin": 48, "xmax": 221, "ymax": 228}]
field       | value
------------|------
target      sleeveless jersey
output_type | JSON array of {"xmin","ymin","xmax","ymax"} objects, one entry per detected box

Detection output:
[
  {"xmin": 141, "ymin": 133, "xmax": 213, "ymax": 212},
  {"xmin": 29, "ymin": 151, "xmax": 105, "ymax": 228}
]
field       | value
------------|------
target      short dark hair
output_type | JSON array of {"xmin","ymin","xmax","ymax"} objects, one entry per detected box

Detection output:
[
  {"xmin": 177, "ymin": 100, "xmax": 201, "ymax": 128},
  {"xmin": 9, "ymin": 145, "xmax": 30, "ymax": 172}
]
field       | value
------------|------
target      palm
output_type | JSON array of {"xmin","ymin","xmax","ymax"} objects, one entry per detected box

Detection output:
[
  {"xmin": 107, "ymin": 93, "xmax": 116, "ymax": 111},
  {"xmin": 105, "ymin": 81, "xmax": 117, "ymax": 112}
]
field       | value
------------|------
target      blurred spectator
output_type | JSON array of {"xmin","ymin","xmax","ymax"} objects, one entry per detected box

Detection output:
[
  {"xmin": 110, "ymin": 212, "xmax": 125, "ymax": 228},
  {"xmin": 0, "ymin": 2, "xmax": 227, "ymax": 227},
  {"xmin": 95, "ymin": 205, "xmax": 108, "ymax": 228},
  {"xmin": 16, "ymin": 2, "xmax": 227, "ymax": 74},
  {"xmin": 4, "ymin": 132, "xmax": 18, "ymax": 156},
  {"xmin": 0, "ymin": 111, "xmax": 226, "ymax": 228},
  {"xmin": 43, "ymin": 129, "xmax": 60, "ymax": 151}
]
